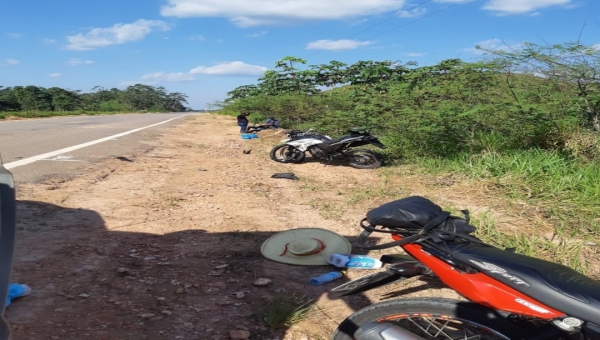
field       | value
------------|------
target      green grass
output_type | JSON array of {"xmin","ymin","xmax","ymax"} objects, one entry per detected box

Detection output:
[
  {"xmin": 416, "ymin": 149, "xmax": 600, "ymax": 239},
  {"xmin": 468, "ymin": 210, "xmax": 587, "ymax": 274},
  {"xmin": 264, "ymin": 293, "xmax": 313, "ymax": 328},
  {"xmin": 410, "ymin": 149, "xmax": 599, "ymax": 276},
  {"xmin": 418, "ymin": 149, "xmax": 600, "ymax": 202},
  {"xmin": 294, "ymin": 148, "xmax": 597, "ymax": 277}
]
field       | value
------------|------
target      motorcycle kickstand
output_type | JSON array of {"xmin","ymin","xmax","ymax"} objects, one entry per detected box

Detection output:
[{"xmin": 324, "ymin": 158, "xmax": 333, "ymax": 167}]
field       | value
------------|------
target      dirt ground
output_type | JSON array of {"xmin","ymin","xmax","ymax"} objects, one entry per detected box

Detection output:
[{"xmin": 5, "ymin": 114, "xmax": 593, "ymax": 340}]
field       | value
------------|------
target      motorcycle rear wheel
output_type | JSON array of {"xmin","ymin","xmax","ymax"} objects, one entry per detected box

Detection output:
[
  {"xmin": 346, "ymin": 149, "xmax": 382, "ymax": 169},
  {"xmin": 269, "ymin": 144, "xmax": 305, "ymax": 163},
  {"xmin": 331, "ymin": 298, "xmax": 529, "ymax": 340}
]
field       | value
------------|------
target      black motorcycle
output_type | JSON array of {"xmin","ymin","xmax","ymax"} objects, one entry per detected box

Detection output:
[{"xmin": 269, "ymin": 128, "xmax": 386, "ymax": 169}]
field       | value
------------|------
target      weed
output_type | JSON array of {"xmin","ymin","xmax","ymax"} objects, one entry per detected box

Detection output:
[
  {"xmin": 345, "ymin": 181, "xmax": 405, "ymax": 205},
  {"xmin": 307, "ymin": 199, "xmax": 345, "ymax": 220},
  {"xmin": 416, "ymin": 149, "xmax": 600, "ymax": 266},
  {"xmin": 470, "ymin": 210, "xmax": 588, "ymax": 274},
  {"xmin": 160, "ymin": 194, "xmax": 183, "ymax": 208},
  {"xmin": 264, "ymin": 293, "xmax": 313, "ymax": 328},
  {"xmin": 300, "ymin": 182, "xmax": 319, "ymax": 191}
]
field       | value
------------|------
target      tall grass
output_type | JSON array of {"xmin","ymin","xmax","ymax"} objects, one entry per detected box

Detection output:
[
  {"xmin": 470, "ymin": 211, "xmax": 587, "ymax": 274},
  {"xmin": 264, "ymin": 293, "xmax": 313, "ymax": 328},
  {"xmin": 417, "ymin": 149, "xmax": 600, "ymax": 239},
  {"xmin": 419, "ymin": 149, "xmax": 600, "ymax": 200}
]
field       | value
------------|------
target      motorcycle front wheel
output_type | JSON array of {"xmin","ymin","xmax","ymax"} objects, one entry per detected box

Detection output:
[
  {"xmin": 346, "ymin": 149, "xmax": 383, "ymax": 169},
  {"xmin": 269, "ymin": 144, "xmax": 305, "ymax": 163},
  {"xmin": 332, "ymin": 298, "xmax": 529, "ymax": 340}
]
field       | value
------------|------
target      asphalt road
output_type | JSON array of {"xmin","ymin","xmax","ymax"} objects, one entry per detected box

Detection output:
[{"xmin": 0, "ymin": 113, "xmax": 196, "ymax": 183}]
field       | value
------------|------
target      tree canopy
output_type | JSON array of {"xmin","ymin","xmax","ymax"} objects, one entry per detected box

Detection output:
[
  {"xmin": 219, "ymin": 41, "xmax": 600, "ymax": 160},
  {"xmin": 0, "ymin": 84, "xmax": 190, "ymax": 113}
]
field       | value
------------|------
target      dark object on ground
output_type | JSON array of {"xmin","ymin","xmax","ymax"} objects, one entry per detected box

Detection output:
[
  {"xmin": 271, "ymin": 173, "xmax": 299, "ymax": 180},
  {"xmin": 243, "ymin": 149, "xmax": 252, "ymax": 154},
  {"xmin": 115, "ymin": 156, "xmax": 133, "ymax": 162}
]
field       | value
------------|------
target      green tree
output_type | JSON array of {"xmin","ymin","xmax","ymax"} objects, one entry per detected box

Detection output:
[
  {"xmin": 47, "ymin": 87, "xmax": 81, "ymax": 112},
  {"xmin": 0, "ymin": 86, "xmax": 21, "ymax": 111},
  {"xmin": 480, "ymin": 41, "xmax": 600, "ymax": 131},
  {"xmin": 311, "ymin": 60, "xmax": 348, "ymax": 95},
  {"xmin": 12, "ymin": 86, "xmax": 52, "ymax": 112}
]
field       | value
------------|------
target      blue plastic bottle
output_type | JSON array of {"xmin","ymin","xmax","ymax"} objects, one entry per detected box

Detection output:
[
  {"xmin": 327, "ymin": 254, "xmax": 383, "ymax": 269},
  {"xmin": 5, "ymin": 283, "xmax": 31, "ymax": 307},
  {"xmin": 309, "ymin": 271, "xmax": 345, "ymax": 286}
]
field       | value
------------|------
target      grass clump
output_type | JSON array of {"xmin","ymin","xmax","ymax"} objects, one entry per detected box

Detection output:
[
  {"xmin": 264, "ymin": 293, "xmax": 313, "ymax": 328},
  {"xmin": 417, "ymin": 149, "xmax": 600, "ymax": 241}
]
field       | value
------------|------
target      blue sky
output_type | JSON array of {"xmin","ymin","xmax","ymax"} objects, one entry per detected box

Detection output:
[{"xmin": 1, "ymin": 0, "xmax": 598, "ymax": 109}]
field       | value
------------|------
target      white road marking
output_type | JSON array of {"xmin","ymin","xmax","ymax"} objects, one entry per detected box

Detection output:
[
  {"xmin": 4, "ymin": 115, "xmax": 186, "ymax": 170},
  {"xmin": 42, "ymin": 155, "xmax": 82, "ymax": 162}
]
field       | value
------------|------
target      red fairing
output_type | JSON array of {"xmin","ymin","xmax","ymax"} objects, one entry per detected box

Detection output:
[{"xmin": 393, "ymin": 235, "xmax": 565, "ymax": 319}]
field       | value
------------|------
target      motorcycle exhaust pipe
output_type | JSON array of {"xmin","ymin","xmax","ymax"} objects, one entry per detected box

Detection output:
[{"xmin": 355, "ymin": 322, "xmax": 426, "ymax": 340}]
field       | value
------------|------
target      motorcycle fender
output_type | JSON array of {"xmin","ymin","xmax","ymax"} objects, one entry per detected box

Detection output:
[{"xmin": 369, "ymin": 140, "xmax": 387, "ymax": 149}]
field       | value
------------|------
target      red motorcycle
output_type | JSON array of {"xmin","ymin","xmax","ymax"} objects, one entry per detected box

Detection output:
[{"xmin": 331, "ymin": 196, "xmax": 600, "ymax": 340}]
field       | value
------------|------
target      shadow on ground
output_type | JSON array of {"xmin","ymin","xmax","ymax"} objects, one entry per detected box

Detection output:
[{"xmin": 5, "ymin": 200, "xmax": 437, "ymax": 340}]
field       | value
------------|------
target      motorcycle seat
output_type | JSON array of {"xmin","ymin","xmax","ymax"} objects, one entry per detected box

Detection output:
[{"xmin": 446, "ymin": 242, "xmax": 600, "ymax": 322}]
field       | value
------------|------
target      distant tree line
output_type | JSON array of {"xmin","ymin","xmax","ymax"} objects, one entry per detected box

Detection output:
[{"xmin": 0, "ymin": 84, "xmax": 190, "ymax": 113}]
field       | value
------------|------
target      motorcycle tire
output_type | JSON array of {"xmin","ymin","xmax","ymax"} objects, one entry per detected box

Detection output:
[
  {"xmin": 331, "ymin": 298, "xmax": 530, "ymax": 340},
  {"xmin": 346, "ymin": 149, "xmax": 383, "ymax": 169},
  {"xmin": 269, "ymin": 144, "xmax": 305, "ymax": 163}
]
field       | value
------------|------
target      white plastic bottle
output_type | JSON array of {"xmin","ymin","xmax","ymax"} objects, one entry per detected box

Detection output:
[{"xmin": 327, "ymin": 254, "xmax": 383, "ymax": 269}]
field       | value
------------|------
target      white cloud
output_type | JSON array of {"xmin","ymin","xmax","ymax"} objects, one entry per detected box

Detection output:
[
  {"xmin": 49, "ymin": 73, "xmax": 62, "ymax": 78},
  {"xmin": 6, "ymin": 33, "xmax": 23, "ymax": 38},
  {"xmin": 190, "ymin": 61, "xmax": 267, "ymax": 76},
  {"xmin": 160, "ymin": 0, "xmax": 407, "ymax": 27},
  {"xmin": 405, "ymin": 52, "xmax": 425, "ymax": 57},
  {"xmin": 123, "ymin": 61, "xmax": 268, "ymax": 85},
  {"xmin": 65, "ymin": 19, "xmax": 171, "ymax": 50},
  {"xmin": 592, "ymin": 44, "xmax": 600, "ymax": 51},
  {"xmin": 434, "ymin": 0, "xmax": 571, "ymax": 14},
  {"xmin": 140, "ymin": 72, "xmax": 195, "ymax": 83},
  {"xmin": 246, "ymin": 31, "xmax": 269, "ymax": 38},
  {"xmin": 6, "ymin": 58, "xmax": 20, "ymax": 65},
  {"xmin": 306, "ymin": 39, "xmax": 373, "ymax": 51},
  {"xmin": 482, "ymin": 0, "xmax": 572, "ymax": 15},
  {"xmin": 189, "ymin": 35, "xmax": 205, "ymax": 41},
  {"xmin": 397, "ymin": 7, "xmax": 427, "ymax": 17},
  {"xmin": 43, "ymin": 38, "xmax": 56, "ymax": 44},
  {"xmin": 67, "ymin": 58, "xmax": 94, "ymax": 66}
]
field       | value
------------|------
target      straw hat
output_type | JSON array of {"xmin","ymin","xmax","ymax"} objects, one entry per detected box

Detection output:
[{"xmin": 261, "ymin": 228, "xmax": 352, "ymax": 265}]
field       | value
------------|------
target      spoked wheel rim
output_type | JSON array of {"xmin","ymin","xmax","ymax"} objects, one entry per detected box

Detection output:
[
  {"xmin": 272, "ymin": 146, "xmax": 302, "ymax": 162},
  {"xmin": 348, "ymin": 150, "xmax": 380, "ymax": 168},
  {"xmin": 378, "ymin": 314, "xmax": 510, "ymax": 340}
]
